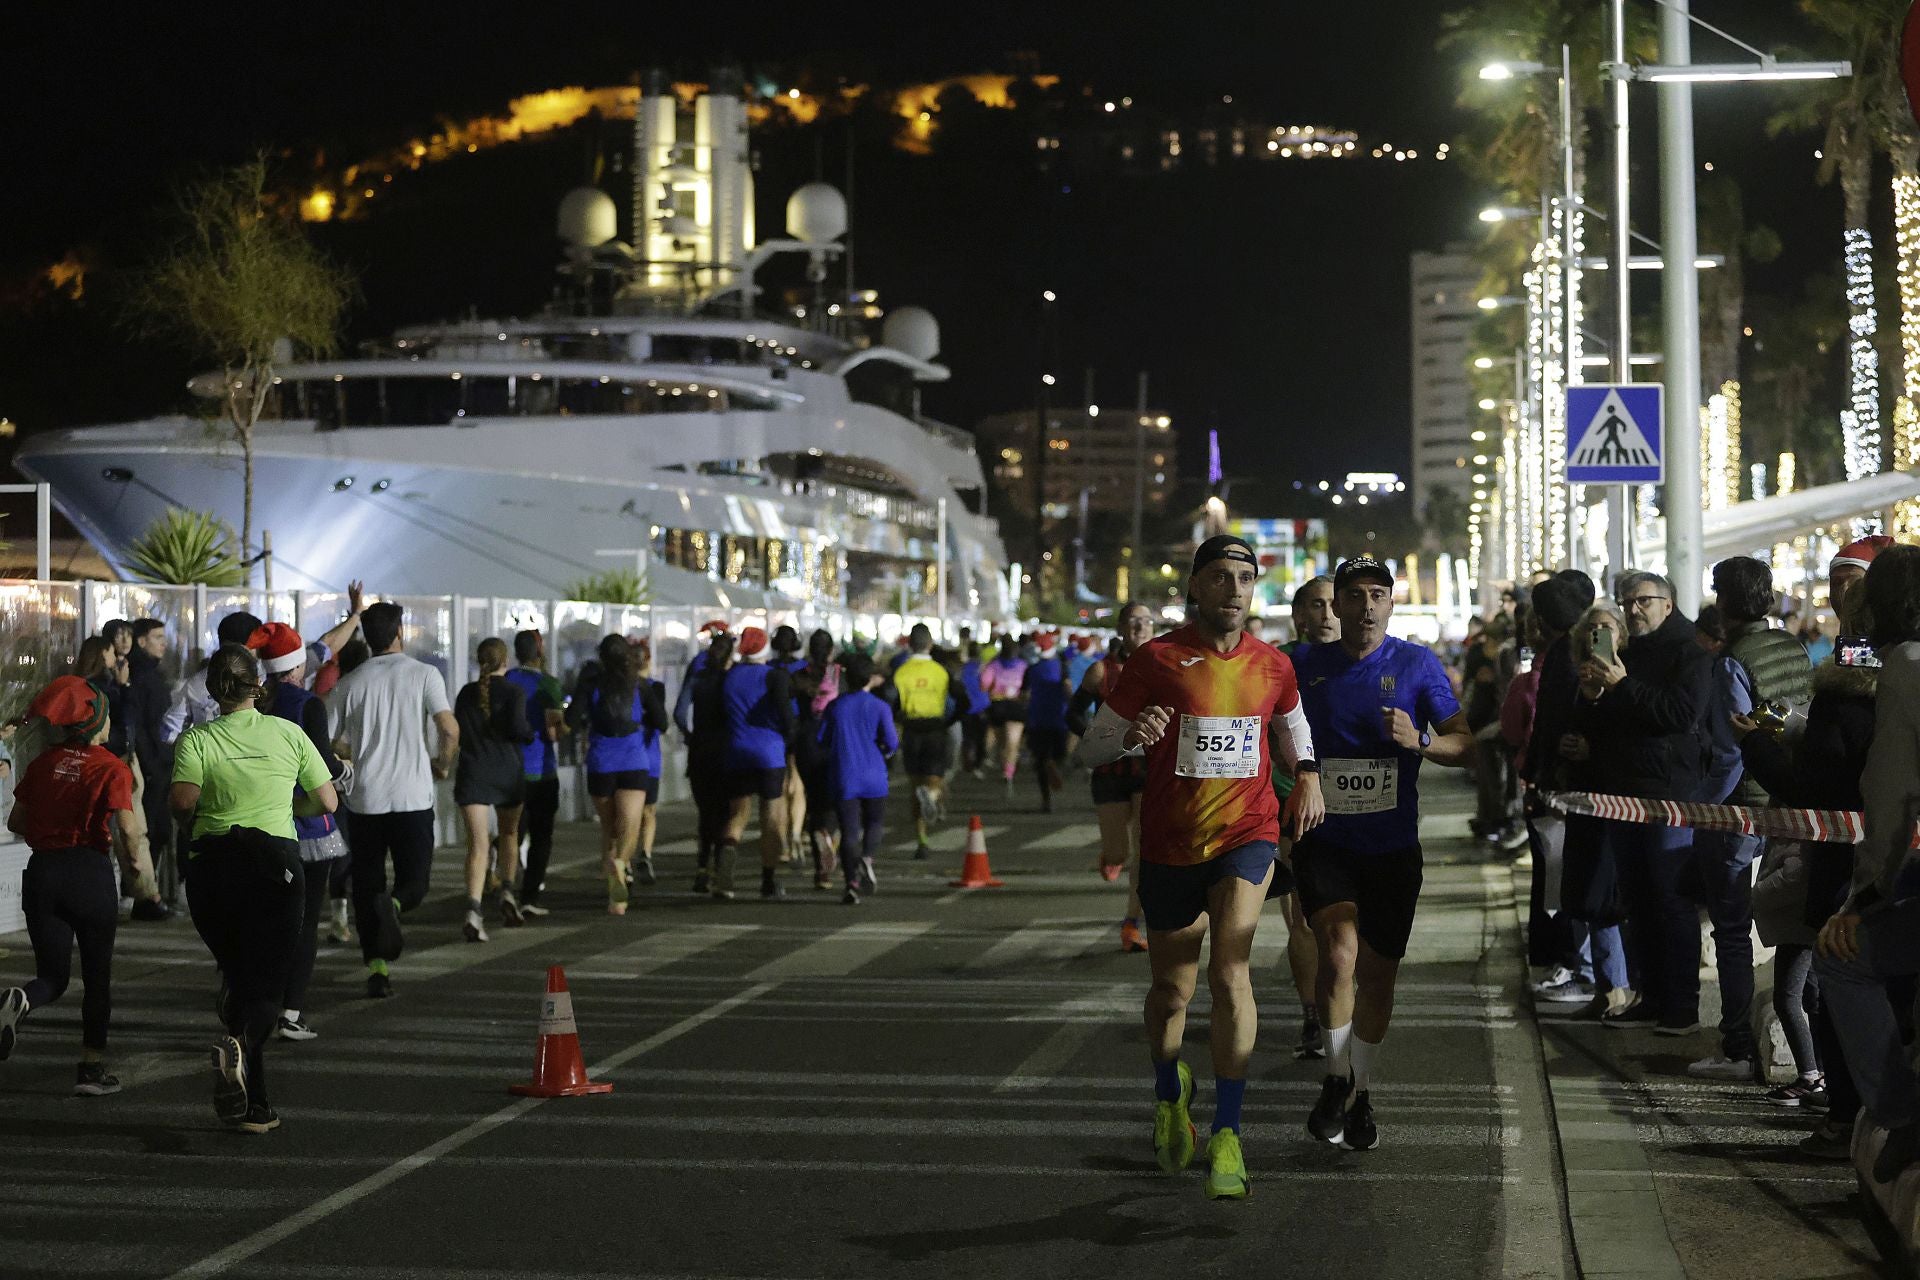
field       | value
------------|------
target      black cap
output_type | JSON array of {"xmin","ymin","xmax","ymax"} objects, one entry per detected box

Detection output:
[
  {"xmin": 1191, "ymin": 534, "xmax": 1259, "ymax": 576},
  {"xmin": 1333, "ymin": 555, "xmax": 1395, "ymax": 593}
]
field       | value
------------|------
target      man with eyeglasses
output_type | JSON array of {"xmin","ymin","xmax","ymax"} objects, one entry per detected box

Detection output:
[{"xmin": 1575, "ymin": 570, "xmax": 1715, "ymax": 1035}]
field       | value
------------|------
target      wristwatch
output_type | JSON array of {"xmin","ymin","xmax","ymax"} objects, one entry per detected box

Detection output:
[
  {"xmin": 1418, "ymin": 730, "xmax": 1432, "ymax": 751},
  {"xmin": 1295, "ymin": 759, "xmax": 1320, "ymax": 775}
]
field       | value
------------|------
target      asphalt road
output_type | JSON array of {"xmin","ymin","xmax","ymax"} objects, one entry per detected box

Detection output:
[{"xmin": 0, "ymin": 765, "xmax": 1867, "ymax": 1278}]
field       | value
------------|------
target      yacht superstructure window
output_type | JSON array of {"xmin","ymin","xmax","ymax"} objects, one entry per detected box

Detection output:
[{"xmin": 291, "ymin": 373, "xmax": 775, "ymax": 427}]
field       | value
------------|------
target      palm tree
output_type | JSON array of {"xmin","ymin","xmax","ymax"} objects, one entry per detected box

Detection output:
[{"xmin": 1772, "ymin": 3, "xmax": 1889, "ymax": 485}]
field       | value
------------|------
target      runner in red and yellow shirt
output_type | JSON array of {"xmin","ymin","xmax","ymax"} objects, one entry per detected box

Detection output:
[{"xmin": 1077, "ymin": 534, "xmax": 1323, "ymax": 1201}]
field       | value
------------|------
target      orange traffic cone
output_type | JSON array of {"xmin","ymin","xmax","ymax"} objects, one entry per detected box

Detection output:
[
  {"xmin": 508, "ymin": 965, "xmax": 614, "ymax": 1097},
  {"xmin": 949, "ymin": 815, "xmax": 1005, "ymax": 889}
]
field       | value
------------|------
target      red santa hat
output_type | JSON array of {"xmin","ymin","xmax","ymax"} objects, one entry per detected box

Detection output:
[
  {"xmin": 1832, "ymin": 535, "xmax": 1897, "ymax": 575},
  {"xmin": 29, "ymin": 675, "xmax": 108, "ymax": 737},
  {"xmin": 737, "ymin": 626, "xmax": 769, "ymax": 657},
  {"xmin": 1036, "ymin": 631, "xmax": 1059, "ymax": 653},
  {"xmin": 246, "ymin": 622, "xmax": 307, "ymax": 674},
  {"xmin": 699, "ymin": 618, "xmax": 730, "ymax": 636}
]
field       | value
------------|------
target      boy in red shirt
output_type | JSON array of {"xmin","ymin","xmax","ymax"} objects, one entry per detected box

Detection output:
[{"xmin": 0, "ymin": 675, "xmax": 140, "ymax": 1095}]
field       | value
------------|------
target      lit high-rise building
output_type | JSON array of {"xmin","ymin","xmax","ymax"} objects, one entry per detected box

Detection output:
[{"xmin": 1409, "ymin": 247, "xmax": 1480, "ymax": 529}]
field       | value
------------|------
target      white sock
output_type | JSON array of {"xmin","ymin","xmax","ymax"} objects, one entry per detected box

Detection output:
[
  {"xmin": 1352, "ymin": 1035, "xmax": 1383, "ymax": 1093},
  {"xmin": 1325, "ymin": 1022, "xmax": 1353, "ymax": 1078},
  {"xmin": 282, "ymin": 1009, "xmax": 300, "ymax": 1022}
]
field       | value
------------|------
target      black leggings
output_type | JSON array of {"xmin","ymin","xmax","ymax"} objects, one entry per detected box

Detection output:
[
  {"xmin": 186, "ymin": 828, "xmax": 304, "ymax": 1109},
  {"xmin": 21, "ymin": 847, "xmax": 118, "ymax": 1051},
  {"xmin": 690, "ymin": 753, "xmax": 730, "ymax": 868},
  {"xmin": 285, "ymin": 854, "xmax": 347, "ymax": 1012},
  {"xmin": 837, "ymin": 797, "xmax": 885, "ymax": 884},
  {"xmin": 519, "ymin": 775, "xmax": 559, "ymax": 903},
  {"xmin": 345, "ymin": 809, "xmax": 435, "ymax": 964}
]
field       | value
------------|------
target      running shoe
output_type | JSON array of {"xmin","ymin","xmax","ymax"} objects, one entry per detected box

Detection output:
[
  {"xmin": 1799, "ymin": 1117, "xmax": 1853, "ymax": 1160},
  {"xmin": 326, "ymin": 900, "xmax": 353, "ymax": 943},
  {"xmin": 1099, "ymin": 862, "xmax": 1123, "ymax": 883},
  {"xmin": 365, "ymin": 972, "xmax": 393, "ymax": 999},
  {"xmin": 1340, "ymin": 1091, "xmax": 1379, "ymax": 1151},
  {"xmin": 1153, "ymin": 1060, "xmax": 1197, "ymax": 1173},
  {"xmin": 1307, "ymin": 1073, "xmax": 1353, "ymax": 1144},
  {"xmin": 73, "ymin": 1063, "xmax": 121, "ymax": 1096},
  {"xmin": 1685, "ymin": 1053, "xmax": 1759, "ymax": 1081},
  {"xmin": 761, "ymin": 869, "xmax": 786, "ymax": 900},
  {"xmin": 1203, "ymin": 1129, "xmax": 1250, "ymax": 1200},
  {"xmin": 855, "ymin": 858, "xmax": 877, "ymax": 897},
  {"xmin": 606, "ymin": 869, "xmax": 628, "ymax": 913},
  {"xmin": 463, "ymin": 909, "xmax": 491, "ymax": 942},
  {"xmin": 518, "ymin": 900, "xmax": 551, "ymax": 919},
  {"xmin": 1765, "ymin": 1076, "xmax": 1828, "ymax": 1108},
  {"xmin": 499, "ymin": 887, "xmax": 525, "ymax": 927},
  {"xmin": 234, "ymin": 1103, "xmax": 281, "ymax": 1134},
  {"xmin": 633, "ymin": 857, "xmax": 658, "ymax": 887},
  {"xmin": 1536, "ymin": 976, "xmax": 1596, "ymax": 1005},
  {"xmin": 1294, "ymin": 1013, "xmax": 1326, "ymax": 1060},
  {"xmin": 842, "ymin": 886, "xmax": 861, "ymax": 905},
  {"xmin": 914, "ymin": 785, "xmax": 934, "ymax": 825},
  {"xmin": 913, "ymin": 842, "xmax": 931, "ymax": 861},
  {"xmin": 212, "ymin": 1036, "xmax": 248, "ymax": 1124},
  {"xmin": 1531, "ymin": 966, "xmax": 1575, "ymax": 993},
  {"xmin": 275, "ymin": 1016, "xmax": 318, "ymax": 1042},
  {"xmin": 0, "ymin": 987, "xmax": 25, "ymax": 1060},
  {"xmin": 130, "ymin": 897, "xmax": 172, "ymax": 922},
  {"xmin": 1120, "ymin": 920, "xmax": 1148, "ymax": 954}
]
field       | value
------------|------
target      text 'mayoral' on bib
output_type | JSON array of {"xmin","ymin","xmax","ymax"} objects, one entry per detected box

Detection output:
[
  {"xmin": 1175, "ymin": 714, "xmax": 1261, "ymax": 779},
  {"xmin": 1321, "ymin": 757, "xmax": 1399, "ymax": 815}
]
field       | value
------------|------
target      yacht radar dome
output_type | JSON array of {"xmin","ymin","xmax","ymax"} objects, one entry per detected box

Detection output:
[
  {"xmin": 786, "ymin": 182, "xmax": 848, "ymax": 245},
  {"xmin": 882, "ymin": 307, "xmax": 940, "ymax": 361},
  {"xmin": 557, "ymin": 186, "xmax": 617, "ymax": 247}
]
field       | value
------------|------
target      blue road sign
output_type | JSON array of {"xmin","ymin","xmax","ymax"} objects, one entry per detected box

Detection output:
[{"xmin": 1566, "ymin": 383, "xmax": 1664, "ymax": 484}]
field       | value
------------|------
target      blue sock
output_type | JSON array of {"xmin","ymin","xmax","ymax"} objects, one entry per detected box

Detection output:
[
  {"xmin": 1153, "ymin": 1058, "xmax": 1182, "ymax": 1102},
  {"xmin": 1213, "ymin": 1077, "xmax": 1247, "ymax": 1134}
]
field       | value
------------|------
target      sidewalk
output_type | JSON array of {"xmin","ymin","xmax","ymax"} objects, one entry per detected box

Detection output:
[{"xmin": 1488, "ymin": 817, "xmax": 1885, "ymax": 1277}]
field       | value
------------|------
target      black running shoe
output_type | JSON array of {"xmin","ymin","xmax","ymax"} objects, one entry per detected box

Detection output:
[
  {"xmin": 0, "ymin": 987, "xmax": 25, "ymax": 1061},
  {"xmin": 760, "ymin": 870, "xmax": 785, "ymax": 899},
  {"xmin": 1294, "ymin": 1014, "xmax": 1325, "ymax": 1061},
  {"xmin": 212, "ymin": 1036, "xmax": 248, "ymax": 1123},
  {"xmin": 633, "ymin": 857, "xmax": 657, "ymax": 887},
  {"xmin": 855, "ymin": 858, "xmax": 877, "ymax": 896},
  {"xmin": 74, "ymin": 1062, "xmax": 121, "ymax": 1096},
  {"xmin": 1340, "ymin": 1090, "xmax": 1379, "ymax": 1151},
  {"xmin": 234, "ymin": 1103, "xmax": 281, "ymax": 1134},
  {"xmin": 842, "ymin": 887, "xmax": 861, "ymax": 905},
  {"xmin": 365, "ymin": 972, "xmax": 393, "ymax": 1000},
  {"xmin": 1307, "ymin": 1074, "xmax": 1352, "ymax": 1144},
  {"xmin": 692, "ymin": 871, "xmax": 712, "ymax": 895}
]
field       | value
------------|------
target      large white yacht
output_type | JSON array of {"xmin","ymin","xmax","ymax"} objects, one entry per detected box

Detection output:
[{"xmin": 16, "ymin": 69, "xmax": 1008, "ymax": 616}]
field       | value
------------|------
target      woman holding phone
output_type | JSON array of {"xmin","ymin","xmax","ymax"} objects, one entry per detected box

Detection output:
[{"xmin": 1552, "ymin": 604, "xmax": 1635, "ymax": 1021}]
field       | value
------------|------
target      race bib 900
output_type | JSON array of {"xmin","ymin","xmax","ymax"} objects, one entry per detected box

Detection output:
[
  {"xmin": 1176, "ymin": 714, "xmax": 1261, "ymax": 779},
  {"xmin": 1322, "ymin": 758, "xmax": 1398, "ymax": 815}
]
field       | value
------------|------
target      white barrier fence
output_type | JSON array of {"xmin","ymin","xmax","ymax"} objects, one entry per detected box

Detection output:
[{"xmin": 0, "ymin": 577, "xmax": 991, "ymax": 933}]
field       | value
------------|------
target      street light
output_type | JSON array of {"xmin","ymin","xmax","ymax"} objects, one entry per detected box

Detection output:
[
  {"xmin": 1477, "ymin": 295, "xmax": 1523, "ymax": 311},
  {"xmin": 1479, "ymin": 60, "xmax": 1547, "ymax": 81},
  {"xmin": 1626, "ymin": 59, "xmax": 1850, "ymax": 84},
  {"xmin": 1478, "ymin": 205, "xmax": 1536, "ymax": 223}
]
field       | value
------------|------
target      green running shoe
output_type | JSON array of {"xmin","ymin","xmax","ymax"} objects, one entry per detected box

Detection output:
[
  {"xmin": 1153, "ymin": 1060, "xmax": 1197, "ymax": 1172},
  {"xmin": 1205, "ymin": 1128, "xmax": 1250, "ymax": 1200}
]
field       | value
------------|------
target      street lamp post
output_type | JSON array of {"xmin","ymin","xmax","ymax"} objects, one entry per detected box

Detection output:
[
  {"xmin": 1609, "ymin": 0, "xmax": 1635, "ymax": 581},
  {"xmin": 1658, "ymin": 0, "xmax": 1704, "ymax": 614}
]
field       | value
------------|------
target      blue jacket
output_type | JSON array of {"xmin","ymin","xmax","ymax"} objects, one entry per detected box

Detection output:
[
  {"xmin": 723, "ymin": 662, "xmax": 794, "ymax": 772},
  {"xmin": 819, "ymin": 689, "xmax": 897, "ymax": 800}
]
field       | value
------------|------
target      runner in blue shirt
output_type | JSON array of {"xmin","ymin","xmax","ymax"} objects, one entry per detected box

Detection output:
[
  {"xmin": 1292, "ymin": 556, "xmax": 1473, "ymax": 1153},
  {"xmin": 818, "ymin": 654, "xmax": 897, "ymax": 904}
]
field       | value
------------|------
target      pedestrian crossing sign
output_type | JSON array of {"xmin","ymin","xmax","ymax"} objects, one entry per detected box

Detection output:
[{"xmin": 1565, "ymin": 384, "xmax": 1664, "ymax": 484}]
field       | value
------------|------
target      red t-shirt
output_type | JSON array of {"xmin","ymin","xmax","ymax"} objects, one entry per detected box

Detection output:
[
  {"xmin": 9, "ymin": 744, "xmax": 133, "ymax": 853},
  {"xmin": 1104, "ymin": 625, "xmax": 1300, "ymax": 865}
]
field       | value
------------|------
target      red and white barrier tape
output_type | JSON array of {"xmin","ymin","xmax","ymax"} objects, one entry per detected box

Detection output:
[{"xmin": 1539, "ymin": 791, "xmax": 1918, "ymax": 846}]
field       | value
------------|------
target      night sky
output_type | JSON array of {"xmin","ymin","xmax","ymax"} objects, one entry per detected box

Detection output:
[{"xmin": 1, "ymin": 0, "xmax": 1840, "ymax": 525}]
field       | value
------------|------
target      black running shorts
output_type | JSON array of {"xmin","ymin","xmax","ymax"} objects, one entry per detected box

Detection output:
[
  {"xmin": 1291, "ymin": 836, "xmax": 1425, "ymax": 960},
  {"xmin": 901, "ymin": 719, "xmax": 952, "ymax": 777},
  {"xmin": 726, "ymin": 767, "xmax": 788, "ymax": 801},
  {"xmin": 1137, "ymin": 842, "xmax": 1288, "ymax": 933},
  {"xmin": 587, "ymin": 769, "xmax": 658, "ymax": 801},
  {"xmin": 1089, "ymin": 767, "xmax": 1145, "ymax": 806}
]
